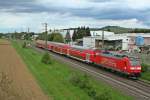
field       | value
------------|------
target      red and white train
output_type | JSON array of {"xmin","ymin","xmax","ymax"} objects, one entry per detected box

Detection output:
[{"xmin": 36, "ymin": 40, "xmax": 141, "ymax": 78}]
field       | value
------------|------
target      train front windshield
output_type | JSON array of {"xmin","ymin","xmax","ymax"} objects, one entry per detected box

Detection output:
[{"xmin": 129, "ymin": 57, "xmax": 140, "ymax": 66}]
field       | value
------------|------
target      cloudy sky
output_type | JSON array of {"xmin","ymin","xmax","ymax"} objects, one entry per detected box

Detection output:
[{"xmin": 0, "ymin": 0, "xmax": 150, "ymax": 33}]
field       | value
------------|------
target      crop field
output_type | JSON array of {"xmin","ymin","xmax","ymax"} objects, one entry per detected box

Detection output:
[
  {"xmin": 11, "ymin": 40, "xmax": 133, "ymax": 100},
  {"xmin": 0, "ymin": 39, "xmax": 48, "ymax": 100}
]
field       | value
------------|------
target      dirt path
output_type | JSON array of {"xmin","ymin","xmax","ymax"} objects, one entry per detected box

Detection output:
[{"xmin": 0, "ymin": 40, "xmax": 49, "ymax": 100}]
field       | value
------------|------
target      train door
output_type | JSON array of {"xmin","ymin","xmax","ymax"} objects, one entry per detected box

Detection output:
[
  {"xmin": 86, "ymin": 53, "xmax": 90, "ymax": 62},
  {"xmin": 67, "ymin": 49, "xmax": 70, "ymax": 56}
]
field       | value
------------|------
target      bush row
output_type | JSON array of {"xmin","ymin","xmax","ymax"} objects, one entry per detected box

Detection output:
[{"xmin": 69, "ymin": 73, "xmax": 111, "ymax": 100}]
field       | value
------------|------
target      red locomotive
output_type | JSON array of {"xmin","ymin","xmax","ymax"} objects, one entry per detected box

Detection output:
[{"xmin": 36, "ymin": 40, "xmax": 141, "ymax": 78}]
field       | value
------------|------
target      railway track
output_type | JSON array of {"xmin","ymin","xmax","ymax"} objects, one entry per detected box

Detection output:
[{"xmin": 33, "ymin": 46, "xmax": 150, "ymax": 100}]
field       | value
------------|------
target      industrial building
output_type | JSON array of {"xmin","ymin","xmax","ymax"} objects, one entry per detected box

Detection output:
[
  {"xmin": 83, "ymin": 31, "xmax": 150, "ymax": 51},
  {"xmin": 83, "ymin": 35, "xmax": 129, "ymax": 50},
  {"xmin": 115, "ymin": 33, "xmax": 150, "ymax": 52},
  {"xmin": 90, "ymin": 30, "xmax": 114, "ymax": 36},
  {"xmin": 54, "ymin": 29, "xmax": 150, "ymax": 52}
]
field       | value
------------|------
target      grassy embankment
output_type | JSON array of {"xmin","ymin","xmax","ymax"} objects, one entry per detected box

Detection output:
[
  {"xmin": 141, "ymin": 63, "xmax": 150, "ymax": 81},
  {"xmin": 12, "ymin": 40, "xmax": 133, "ymax": 100},
  {"xmin": 140, "ymin": 53, "xmax": 150, "ymax": 81}
]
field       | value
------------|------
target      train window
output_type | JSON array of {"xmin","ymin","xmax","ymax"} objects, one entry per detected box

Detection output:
[
  {"xmin": 129, "ymin": 57, "xmax": 139, "ymax": 66},
  {"xmin": 124, "ymin": 62, "xmax": 127, "ymax": 67},
  {"xmin": 103, "ymin": 51, "xmax": 110, "ymax": 54}
]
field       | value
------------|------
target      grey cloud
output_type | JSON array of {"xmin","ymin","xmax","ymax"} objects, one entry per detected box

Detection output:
[
  {"xmin": 0, "ymin": 0, "xmax": 39, "ymax": 13},
  {"xmin": 0, "ymin": 0, "xmax": 150, "ymax": 26}
]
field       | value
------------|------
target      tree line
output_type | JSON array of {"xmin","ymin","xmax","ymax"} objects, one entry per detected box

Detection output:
[
  {"xmin": 0, "ymin": 26, "xmax": 91, "ymax": 43},
  {"xmin": 130, "ymin": 28, "xmax": 150, "ymax": 33},
  {"xmin": 1, "ymin": 32, "xmax": 34, "ymax": 40},
  {"xmin": 37, "ymin": 32, "xmax": 64, "ymax": 43},
  {"xmin": 38, "ymin": 26, "xmax": 91, "ymax": 43},
  {"xmin": 0, "ymin": 33, "xmax": 4, "ymax": 38},
  {"xmin": 65, "ymin": 26, "xmax": 91, "ymax": 43},
  {"xmin": 11, "ymin": 32, "xmax": 34, "ymax": 40},
  {"xmin": 72, "ymin": 27, "xmax": 91, "ymax": 41}
]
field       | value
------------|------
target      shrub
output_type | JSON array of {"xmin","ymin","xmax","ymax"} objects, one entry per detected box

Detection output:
[
  {"xmin": 86, "ymin": 87, "xmax": 96, "ymax": 98},
  {"xmin": 22, "ymin": 42, "xmax": 27, "ymax": 48},
  {"xmin": 69, "ymin": 73, "xmax": 113, "ymax": 100},
  {"xmin": 41, "ymin": 52, "xmax": 52, "ymax": 64},
  {"xmin": 70, "ymin": 73, "xmax": 97, "ymax": 99},
  {"xmin": 69, "ymin": 73, "xmax": 90, "ymax": 89},
  {"xmin": 69, "ymin": 73, "xmax": 81, "ymax": 86},
  {"xmin": 80, "ymin": 74, "xmax": 91, "ymax": 89},
  {"xmin": 141, "ymin": 63, "xmax": 149, "ymax": 72},
  {"xmin": 95, "ymin": 91, "xmax": 112, "ymax": 100}
]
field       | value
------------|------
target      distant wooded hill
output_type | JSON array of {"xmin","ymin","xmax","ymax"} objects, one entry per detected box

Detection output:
[
  {"xmin": 64, "ymin": 26, "xmax": 150, "ymax": 34},
  {"xmin": 100, "ymin": 26, "xmax": 150, "ymax": 33}
]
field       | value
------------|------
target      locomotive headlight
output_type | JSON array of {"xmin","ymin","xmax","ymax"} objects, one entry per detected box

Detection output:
[
  {"xmin": 130, "ymin": 67, "xmax": 135, "ymax": 70},
  {"xmin": 130, "ymin": 67, "xmax": 141, "ymax": 70},
  {"xmin": 137, "ymin": 67, "xmax": 141, "ymax": 70}
]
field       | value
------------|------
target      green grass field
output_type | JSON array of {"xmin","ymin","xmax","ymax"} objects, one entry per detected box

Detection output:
[
  {"xmin": 141, "ymin": 63, "xmax": 150, "ymax": 81},
  {"xmin": 12, "ymin": 40, "xmax": 133, "ymax": 100},
  {"xmin": 141, "ymin": 72, "xmax": 150, "ymax": 81},
  {"xmin": 136, "ymin": 53, "xmax": 150, "ymax": 81}
]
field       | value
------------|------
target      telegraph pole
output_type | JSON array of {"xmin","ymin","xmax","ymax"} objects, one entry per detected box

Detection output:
[
  {"xmin": 27, "ymin": 27, "xmax": 30, "ymax": 33},
  {"xmin": 43, "ymin": 23, "xmax": 48, "ymax": 49},
  {"xmin": 26, "ymin": 27, "xmax": 30, "ymax": 40}
]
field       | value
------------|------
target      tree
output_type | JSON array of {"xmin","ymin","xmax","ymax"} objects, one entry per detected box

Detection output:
[
  {"xmin": 11, "ymin": 32, "xmax": 24, "ymax": 39},
  {"xmin": 72, "ymin": 26, "xmax": 91, "ymax": 41},
  {"xmin": 36, "ymin": 32, "xmax": 45, "ymax": 40},
  {"xmin": 24, "ymin": 32, "xmax": 34, "ymax": 40},
  {"xmin": 86, "ymin": 27, "xmax": 91, "ymax": 36},
  {"xmin": 48, "ymin": 33, "xmax": 55, "ymax": 41},
  {"xmin": 65, "ymin": 30, "xmax": 71, "ymax": 43},
  {"xmin": 48, "ymin": 32, "xmax": 64, "ymax": 43},
  {"xmin": 77, "ymin": 27, "xmax": 84, "ymax": 39},
  {"xmin": 0, "ymin": 33, "xmax": 4, "ymax": 38},
  {"xmin": 107, "ymin": 28, "xmax": 111, "ymax": 32},
  {"xmin": 72, "ymin": 30, "xmax": 78, "ymax": 41},
  {"xmin": 53, "ymin": 34, "xmax": 64, "ymax": 43}
]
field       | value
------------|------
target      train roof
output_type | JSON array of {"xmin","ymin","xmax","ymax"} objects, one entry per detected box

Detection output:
[
  {"xmin": 71, "ymin": 45, "xmax": 91, "ymax": 51},
  {"xmin": 37, "ymin": 40, "xmax": 137, "ymax": 58},
  {"xmin": 47, "ymin": 41, "xmax": 67, "ymax": 46},
  {"xmin": 36, "ymin": 40, "xmax": 70, "ymax": 47},
  {"xmin": 100, "ymin": 51, "xmax": 138, "ymax": 59}
]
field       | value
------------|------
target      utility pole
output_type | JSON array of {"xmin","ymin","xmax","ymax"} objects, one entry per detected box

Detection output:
[
  {"xmin": 26, "ymin": 27, "xmax": 30, "ymax": 40},
  {"xmin": 102, "ymin": 30, "xmax": 104, "ymax": 49},
  {"xmin": 26, "ymin": 27, "xmax": 30, "ymax": 44},
  {"xmin": 43, "ymin": 23, "xmax": 48, "ymax": 49},
  {"xmin": 27, "ymin": 27, "xmax": 30, "ymax": 33}
]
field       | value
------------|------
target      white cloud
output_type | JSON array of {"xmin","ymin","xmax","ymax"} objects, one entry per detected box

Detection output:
[
  {"xmin": 0, "ymin": 12, "xmax": 148, "ymax": 33},
  {"xmin": 0, "ymin": 0, "xmax": 150, "ymax": 32},
  {"xmin": 125, "ymin": 0, "xmax": 150, "ymax": 10},
  {"xmin": 0, "ymin": 12, "xmax": 48, "ymax": 32},
  {"xmin": 36, "ymin": 0, "xmax": 150, "ymax": 10},
  {"xmin": 63, "ymin": 16, "xmax": 148, "ymax": 28}
]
